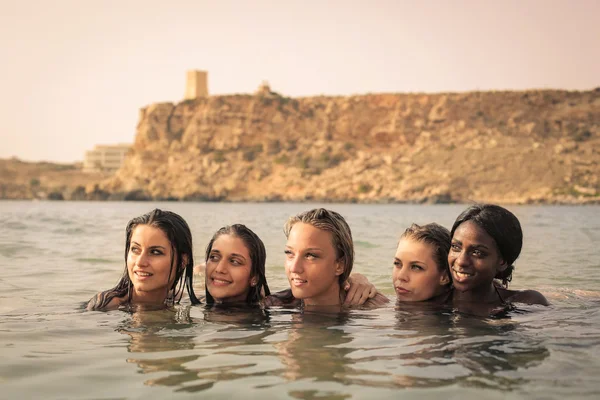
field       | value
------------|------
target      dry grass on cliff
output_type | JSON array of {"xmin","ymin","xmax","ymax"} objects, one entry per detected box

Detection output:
[{"xmin": 0, "ymin": 158, "xmax": 107, "ymax": 200}]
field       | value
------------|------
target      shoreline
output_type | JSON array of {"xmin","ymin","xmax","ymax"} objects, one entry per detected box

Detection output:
[{"xmin": 2, "ymin": 196, "xmax": 598, "ymax": 205}]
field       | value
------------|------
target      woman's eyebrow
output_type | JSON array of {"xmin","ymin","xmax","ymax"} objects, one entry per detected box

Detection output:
[
  {"xmin": 304, "ymin": 247, "xmax": 323, "ymax": 252},
  {"xmin": 230, "ymin": 253, "xmax": 247, "ymax": 261},
  {"xmin": 131, "ymin": 241, "xmax": 166, "ymax": 250}
]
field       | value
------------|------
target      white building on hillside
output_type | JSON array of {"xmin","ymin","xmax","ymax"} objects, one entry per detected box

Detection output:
[{"xmin": 83, "ymin": 144, "xmax": 131, "ymax": 173}]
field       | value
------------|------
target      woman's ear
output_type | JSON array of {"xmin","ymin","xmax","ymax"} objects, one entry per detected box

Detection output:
[
  {"xmin": 439, "ymin": 272, "xmax": 451, "ymax": 285},
  {"xmin": 180, "ymin": 254, "xmax": 189, "ymax": 270},
  {"xmin": 250, "ymin": 276, "xmax": 258, "ymax": 287},
  {"xmin": 497, "ymin": 258, "xmax": 508, "ymax": 273},
  {"xmin": 334, "ymin": 259, "xmax": 344, "ymax": 276}
]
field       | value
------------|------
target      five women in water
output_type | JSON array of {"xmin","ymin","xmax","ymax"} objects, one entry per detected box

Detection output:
[{"xmin": 87, "ymin": 203, "xmax": 548, "ymax": 313}]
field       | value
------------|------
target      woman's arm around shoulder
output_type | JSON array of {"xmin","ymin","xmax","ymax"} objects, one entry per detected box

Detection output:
[
  {"xmin": 360, "ymin": 292, "xmax": 391, "ymax": 309},
  {"xmin": 343, "ymin": 273, "xmax": 390, "ymax": 306}
]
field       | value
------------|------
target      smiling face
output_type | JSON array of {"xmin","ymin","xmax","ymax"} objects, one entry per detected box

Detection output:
[
  {"xmin": 284, "ymin": 223, "xmax": 344, "ymax": 306},
  {"xmin": 127, "ymin": 224, "xmax": 177, "ymax": 304},
  {"xmin": 392, "ymin": 238, "xmax": 450, "ymax": 301},
  {"xmin": 448, "ymin": 221, "xmax": 507, "ymax": 294},
  {"xmin": 205, "ymin": 234, "xmax": 254, "ymax": 303}
]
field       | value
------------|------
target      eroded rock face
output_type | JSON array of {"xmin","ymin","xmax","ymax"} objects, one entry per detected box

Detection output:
[
  {"xmin": 98, "ymin": 90, "xmax": 600, "ymax": 204},
  {"xmin": 102, "ymin": 91, "xmax": 600, "ymax": 203},
  {"xmin": 3, "ymin": 90, "xmax": 598, "ymax": 203}
]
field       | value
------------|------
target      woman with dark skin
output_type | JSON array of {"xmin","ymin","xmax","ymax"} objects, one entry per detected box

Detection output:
[
  {"xmin": 87, "ymin": 209, "xmax": 200, "ymax": 311},
  {"xmin": 448, "ymin": 204, "xmax": 549, "ymax": 309}
]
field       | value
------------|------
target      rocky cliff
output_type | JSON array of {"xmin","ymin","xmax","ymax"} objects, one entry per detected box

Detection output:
[
  {"xmin": 3, "ymin": 89, "xmax": 599, "ymax": 203},
  {"xmin": 101, "ymin": 88, "xmax": 600, "ymax": 204}
]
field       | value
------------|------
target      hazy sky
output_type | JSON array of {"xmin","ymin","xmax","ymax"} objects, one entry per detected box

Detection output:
[{"xmin": 1, "ymin": 0, "xmax": 598, "ymax": 163}]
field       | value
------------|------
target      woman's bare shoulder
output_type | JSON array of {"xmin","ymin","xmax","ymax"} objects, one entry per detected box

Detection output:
[
  {"xmin": 261, "ymin": 288, "xmax": 300, "ymax": 308},
  {"xmin": 86, "ymin": 292, "xmax": 127, "ymax": 311},
  {"xmin": 502, "ymin": 288, "xmax": 550, "ymax": 306}
]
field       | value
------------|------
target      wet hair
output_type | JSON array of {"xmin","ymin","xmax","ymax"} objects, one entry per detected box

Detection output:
[
  {"xmin": 450, "ymin": 204, "xmax": 522, "ymax": 287},
  {"xmin": 87, "ymin": 209, "xmax": 200, "ymax": 310},
  {"xmin": 283, "ymin": 208, "xmax": 354, "ymax": 285},
  {"xmin": 204, "ymin": 224, "xmax": 271, "ymax": 305},
  {"xmin": 400, "ymin": 223, "xmax": 451, "ymax": 282}
]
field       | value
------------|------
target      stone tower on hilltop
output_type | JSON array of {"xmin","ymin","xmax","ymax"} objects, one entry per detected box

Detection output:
[{"xmin": 184, "ymin": 70, "xmax": 208, "ymax": 99}]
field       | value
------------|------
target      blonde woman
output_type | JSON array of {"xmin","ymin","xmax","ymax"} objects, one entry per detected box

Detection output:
[{"xmin": 278, "ymin": 208, "xmax": 388, "ymax": 308}]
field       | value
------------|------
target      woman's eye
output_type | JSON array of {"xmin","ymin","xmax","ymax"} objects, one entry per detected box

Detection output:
[
  {"xmin": 411, "ymin": 264, "xmax": 424, "ymax": 271},
  {"xmin": 131, "ymin": 247, "xmax": 140, "ymax": 254},
  {"xmin": 284, "ymin": 250, "xmax": 293, "ymax": 257},
  {"xmin": 393, "ymin": 260, "xmax": 401, "ymax": 267},
  {"xmin": 208, "ymin": 254, "xmax": 219, "ymax": 262},
  {"xmin": 151, "ymin": 249, "xmax": 163, "ymax": 255},
  {"xmin": 230, "ymin": 258, "xmax": 242, "ymax": 266},
  {"xmin": 472, "ymin": 250, "xmax": 483, "ymax": 257},
  {"xmin": 450, "ymin": 244, "xmax": 460, "ymax": 251},
  {"xmin": 305, "ymin": 253, "xmax": 317, "ymax": 260}
]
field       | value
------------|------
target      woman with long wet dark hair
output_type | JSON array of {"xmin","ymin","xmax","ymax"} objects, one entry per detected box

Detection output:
[
  {"xmin": 87, "ymin": 209, "xmax": 200, "ymax": 310},
  {"xmin": 204, "ymin": 224, "xmax": 271, "ymax": 305}
]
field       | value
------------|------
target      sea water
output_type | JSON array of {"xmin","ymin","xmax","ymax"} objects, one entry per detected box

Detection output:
[{"xmin": 1, "ymin": 201, "xmax": 599, "ymax": 399}]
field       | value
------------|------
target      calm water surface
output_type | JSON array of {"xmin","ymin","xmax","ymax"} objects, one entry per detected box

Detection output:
[{"xmin": 1, "ymin": 201, "xmax": 599, "ymax": 399}]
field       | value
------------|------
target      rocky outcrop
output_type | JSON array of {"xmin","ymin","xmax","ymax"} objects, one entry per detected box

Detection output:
[
  {"xmin": 3, "ymin": 89, "xmax": 599, "ymax": 204},
  {"xmin": 102, "ymin": 89, "xmax": 600, "ymax": 204}
]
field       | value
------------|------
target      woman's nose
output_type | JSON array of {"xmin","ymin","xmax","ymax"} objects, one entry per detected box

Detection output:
[
  {"xmin": 136, "ymin": 252, "xmax": 150, "ymax": 267},
  {"xmin": 397, "ymin": 266, "xmax": 409, "ymax": 282},
  {"xmin": 288, "ymin": 256, "xmax": 303, "ymax": 274},
  {"xmin": 454, "ymin": 250, "xmax": 469, "ymax": 267},
  {"xmin": 215, "ymin": 260, "xmax": 227, "ymax": 273}
]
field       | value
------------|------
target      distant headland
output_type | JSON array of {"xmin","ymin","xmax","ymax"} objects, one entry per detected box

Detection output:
[{"xmin": 2, "ymin": 72, "xmax": 599, "ymax": 204}]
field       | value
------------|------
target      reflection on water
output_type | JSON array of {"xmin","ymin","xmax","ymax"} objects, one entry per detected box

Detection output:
[
  {"xmin": 275, "ymin": 310, "xmax": 353, "ymax": 385},
  {"xmin": 441, "ymin": 311, "xmax": 550, "ymax": 390},
  {"xmin": 117, "ymin": 307, "xmax": 201, "ymax": 389},
  {"xmin": 114, "ymin": 303, "xmax": 553, "ymax": 397}
]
